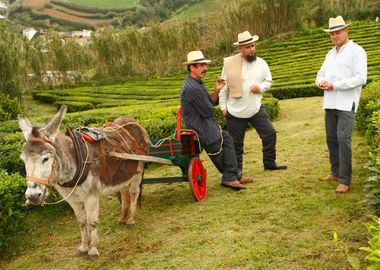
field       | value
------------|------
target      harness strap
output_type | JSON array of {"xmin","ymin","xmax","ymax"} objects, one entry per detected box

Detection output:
[
  {"xmin": 60, "ymin": 128, "xmax": 89, "ymax": 187},
  {"xmin": 30, "ymin": 137, "xmax": 54, "ymax": 145},
  {"xmin": 27, "ymin": 176, "xmax": 51, "ymax": 186}
]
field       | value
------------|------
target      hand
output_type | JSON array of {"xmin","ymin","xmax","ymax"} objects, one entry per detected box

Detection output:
[
  {"xmin": 215, "ymin": 77, "xmax": 226, "ymax": 91},
  {"xmin": 222, "ymin": 109, "xmax": 227, "ymax": 117},
  {"xmin": 317, "ymin": 80, "xmax": 333, "ymax": 91},
  {"xmin": 250, "ymin": 84, "xmax": 261, "ymax": 94}
]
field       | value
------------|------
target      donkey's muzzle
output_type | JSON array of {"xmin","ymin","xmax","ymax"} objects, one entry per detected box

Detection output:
[{"xmin": 25, "ymin": 189, "xmax": 43, "ymax": 205}]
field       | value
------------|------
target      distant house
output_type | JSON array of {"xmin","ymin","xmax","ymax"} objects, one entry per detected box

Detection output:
[
  {"xmin": 23, "ymin": 28, "xmax": 38, "ymax": 41},
  {"xmin": 0, "ymin": 1, "xmax": 7, "ymax": 9},
  {"xmin": 72, "ymin": 29, "xmax": 92, "ymax": 39},
  {"xmin": 0, "ymin": 14, "xmax": 4, "ymax": 20}
]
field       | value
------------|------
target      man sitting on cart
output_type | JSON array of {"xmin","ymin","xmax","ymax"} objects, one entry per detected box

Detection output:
[{"xmin": 180, "ymin": 50, "xmax": 253, "ymax": 190}]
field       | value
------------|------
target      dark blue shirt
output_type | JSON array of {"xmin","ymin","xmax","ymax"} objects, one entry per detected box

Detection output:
[{"xmin": 180, "ymin": 74, "xmax": 220, "ymax": 146}]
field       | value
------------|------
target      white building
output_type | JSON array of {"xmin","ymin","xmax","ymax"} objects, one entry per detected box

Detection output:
[
  {"xmin": 0, "ymin": 1, "xmax": 7, "ymax": 9},
  {"xmin": 72, "ymin": 29, "xmax": 92, "ymax": 38},
  {"xmin": 23, "ymin": 28, "xmax": 38, "ymax": 41},
  {"xmin": 0, "ymin": 15, "xmax": 4, "ymax": 19}
]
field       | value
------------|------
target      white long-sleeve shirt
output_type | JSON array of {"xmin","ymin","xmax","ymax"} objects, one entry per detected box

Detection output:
[
  {"xmin": 219, "ymin": 56, "xmax": 272, "ymax": 118},
  {"xmin": 316, "ymin": 40, "xmax": 367, "ymax": 112}
]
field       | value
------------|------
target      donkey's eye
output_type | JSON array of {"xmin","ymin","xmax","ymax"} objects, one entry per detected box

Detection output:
[{"xmin": 42, "ymin": 157, "xmax": 49, "ymax": 163}]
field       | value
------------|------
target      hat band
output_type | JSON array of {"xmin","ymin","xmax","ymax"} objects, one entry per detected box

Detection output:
[
  {"xmin": 238, "ymin": 37, "xmax": 253, "ymax": 44},
  {"xmin": 329, "ymin": 24, "xmax": 345, "ymax": 30},
  {"xmin": 191, "ymin": 58, "xmax": 205, "ymax": 62}
]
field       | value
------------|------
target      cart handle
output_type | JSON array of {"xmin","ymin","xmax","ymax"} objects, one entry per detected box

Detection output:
[{"xmin": 176, "ymin": 106, "xmax": 181, "ymax": 140}]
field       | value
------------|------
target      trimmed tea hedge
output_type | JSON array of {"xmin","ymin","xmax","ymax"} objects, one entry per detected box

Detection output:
[{"xmin": 0, "ymin": 170, "xmax": 27, "ymax": 253}]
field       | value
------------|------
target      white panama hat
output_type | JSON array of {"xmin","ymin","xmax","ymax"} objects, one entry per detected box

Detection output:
[
  {"xmin": 233, "ymin": 31, "xmax": 259, "ymax": 46},
  {"xmin": 182, "ymin": 50, "xmax": 211, "ymax": 65},
  {"xmin": 324, "ymin": 15, "xmax": 350, "ymax": 32}
]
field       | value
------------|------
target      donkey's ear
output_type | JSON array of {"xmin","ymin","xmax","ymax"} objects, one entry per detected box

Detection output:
[
  {"xmin": 18, "ymin": 115, "xmax": 33, "ymax": 141},
  {"xmin": 42, "ymin": 105, "xmax": 67, "ymax": 141}
]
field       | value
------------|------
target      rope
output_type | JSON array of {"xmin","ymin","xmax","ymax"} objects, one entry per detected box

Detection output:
[
  {"xmin": 45, "ymin": 140, "xmax": 90, "ymax": 205},
  {"xmin": 204, "ymin": 125, "xmax": 223, "ymax": 156}
]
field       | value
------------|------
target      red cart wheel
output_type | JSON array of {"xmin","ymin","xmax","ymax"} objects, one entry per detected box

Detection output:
[{"xmin": 188, "ymin": 157, "xmax": 207, "ymax": 201}]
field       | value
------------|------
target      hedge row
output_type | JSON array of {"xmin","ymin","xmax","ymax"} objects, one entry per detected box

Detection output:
[
  {"xmin": 50, "ymin": 0, "xmax": 135, "ymax": 14},
  {"xmin": 0, "ymin": 170, "xmax": 27, "ymax": 253},
  {"xmin": 356, "ymin": 80, "xmax": 380, "ymax": 269},
  {"xmin": 29, "ymin": 21, "xmax": 380, "ymax": 106}
]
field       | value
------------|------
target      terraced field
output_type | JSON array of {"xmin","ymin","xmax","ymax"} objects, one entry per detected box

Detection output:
[
  {"xmin": 32, "ymin": 20, "xmax": 380, "ymax": 112},
  {"xmin": 21, "ymin": 0, "xmax": 138, "ymax": 27},
  {"xmin": 66, "ymin": 0, "xmax": 139, "ymax": 8}
]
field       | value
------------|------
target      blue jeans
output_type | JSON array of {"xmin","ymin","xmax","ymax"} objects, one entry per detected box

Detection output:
[{"xmin": 325, "ymin": 107, "xmax": 355, "ymax": 185}]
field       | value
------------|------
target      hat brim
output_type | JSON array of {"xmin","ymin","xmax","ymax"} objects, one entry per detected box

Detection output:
[
  {"xmin": 182, "ymin": 59, "xmax": 211, "ymax": 66},
  {"xmin": 323, "ymin": 24, "xmax": 350, "ymax": 32},
  {"xmin": 233, "ymin": 35, "xmax": 259, "ymax": 46}
]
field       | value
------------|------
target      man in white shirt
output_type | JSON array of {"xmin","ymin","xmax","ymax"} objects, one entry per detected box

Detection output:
[
  {"xmin": 316, "ymin": 15, "xmax": 367, "ymax": 193},
  {"xmin": 219, "ymin": 30, "xmax": 287, "ymax": 177}
]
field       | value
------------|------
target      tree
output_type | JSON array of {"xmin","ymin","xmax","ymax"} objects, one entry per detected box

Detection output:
[{"xmin": 0, "ymin": 23, "xmax": 25, "ymax": 97}]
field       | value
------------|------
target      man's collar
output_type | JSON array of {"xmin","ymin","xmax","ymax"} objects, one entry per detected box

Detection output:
[{"xmin": 187, "ymin": 74, "xmax": 203, "ymax": 84}]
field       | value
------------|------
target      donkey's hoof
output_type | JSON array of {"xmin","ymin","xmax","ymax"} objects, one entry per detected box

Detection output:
[
  {"xmin": 87, "ymin": 253, "xmax": 99, "ymax": 260},
  {"xmin": 118, "ymin": 220, "xmax": 126, "ymax": 225},
  {"xmin": 75, "ymin": 250, "xmax": 88, "ymax": 257},
  {"xmin": 127, "ymin": 223, "xmax": 135, "ymax": 229}
]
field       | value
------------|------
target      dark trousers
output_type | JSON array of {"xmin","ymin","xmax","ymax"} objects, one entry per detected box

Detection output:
[
  {"xmin": 226, "ymin": 105, "xmax": 276, "ymax": 172},
  {"xmin": 325, "ymin": 107, "xmax": 355, "ymax": 185},
  {"xmin": 203, "ymin": 131, "xmax": 240, "ymax": 182}
]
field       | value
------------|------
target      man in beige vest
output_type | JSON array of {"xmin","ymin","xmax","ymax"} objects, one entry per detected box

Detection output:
[{"xmin": 219, "ymin": 31, "xmax": 287, "ymax": 175}]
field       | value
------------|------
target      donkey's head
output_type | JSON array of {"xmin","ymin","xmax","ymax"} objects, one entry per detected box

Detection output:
[{"xmin": 18, "ymin": 106, "xmax": 67, "ymax": 205}]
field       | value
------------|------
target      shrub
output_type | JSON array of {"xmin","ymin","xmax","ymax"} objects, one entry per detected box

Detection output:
[
  {"xmin": 361, "ymin": 216, "xmax": 380, "ymax": 270},
  {"xmin": 54, "ymin": 101, "xmax": 95, "ymax": 112},
  {"xmin": 0, "ymin": 131, "xmax": 25, "ymax": 174},
  {"xmin": 0, "ymin": 170, "xmax": 27, "ymax": 253},
  {"xmin": 0, "ymin": 95, "xmax": 21, "ymax": 121},
  {"xmin": 364, "ymin": 152, "xmax": 380, "ymax": 216},
  {"xmin": 356, "ymin": 81, "xmax": 380, "ymax": 136},
  {"xmin": 365, "ymin": 110, "xmax": 380, "ymax": 148}
]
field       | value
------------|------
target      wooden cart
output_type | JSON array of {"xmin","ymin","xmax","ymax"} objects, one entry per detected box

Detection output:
[{"xmin": 111, "ymin": 107, "xmax": 207, "ymax": 201}]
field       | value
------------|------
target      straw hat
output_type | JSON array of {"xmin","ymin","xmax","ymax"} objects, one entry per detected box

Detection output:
[
  {"xmin": 324, "ymin": 15, "xmax": 350, "ymax": 32},
  {"xmin": 233, "ymin": 31, "xmax": 259, "ymax": 46},
  {"xmin": 182, "ymin": 50, "xmax": 211, "ymax": 65}
]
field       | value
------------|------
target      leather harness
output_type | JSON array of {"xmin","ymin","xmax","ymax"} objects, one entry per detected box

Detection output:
[{"xmin": 61, "ymin": 128, "xmax": 90, "ymax": 187}]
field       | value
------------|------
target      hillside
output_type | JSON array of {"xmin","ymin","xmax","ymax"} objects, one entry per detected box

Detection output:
[
  {"xmin": 8, "ymin": 0, "xmax": 206, "ymax": 30},
  {"xmin": 168, "ymin": 0, "xmax": 228, "ymax": 21},
  {"xmin": 29, "ymin": 20, "xmax": 380, "ymax": 115}
]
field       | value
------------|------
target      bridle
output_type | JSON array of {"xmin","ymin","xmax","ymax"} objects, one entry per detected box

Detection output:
[
  {"xmin": 25, "ymin": 137, "xmax": 58, "ymax": 206},
  {"xmin": 26, "ymin": 137, "xmax": 56, "ymax": 187},
  {"xmin": 25, "ymin": 136, "xmax": 90, "ymax": 205}
]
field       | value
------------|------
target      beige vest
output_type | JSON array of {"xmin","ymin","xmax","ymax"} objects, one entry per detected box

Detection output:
[{"xmin": 224, "ymin": 53, "xmax": 243, "ymax": 98}]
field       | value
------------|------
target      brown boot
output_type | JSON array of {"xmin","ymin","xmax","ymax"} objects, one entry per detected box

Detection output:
[
  {"xmin": 221, "ymin": 180, "xmax": 246, "ymax": 190},
  {"xmin": 335, "ymin": 184, "xmax": 350, "ymax": 193},
  {"xmin": 319, "ymin": 175, "xmax": 338, "ymax": 181},
  {"xmin": 239, "ymin": 176, "xmax": 253, "ymax": 184}
]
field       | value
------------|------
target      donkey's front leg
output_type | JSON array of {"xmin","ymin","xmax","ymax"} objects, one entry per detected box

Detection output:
[
  {"xmin": 68, "ymin": 200, "xmax": 89, "ymax": 257},
  {"xmin": 84, "ymin": 195, "xmax": 100, "ymax": 258}
]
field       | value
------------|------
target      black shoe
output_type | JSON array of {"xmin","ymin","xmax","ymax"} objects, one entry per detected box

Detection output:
[{"xmin": 264, "ymin": 164, "xmax": 287, "ymax": 170}]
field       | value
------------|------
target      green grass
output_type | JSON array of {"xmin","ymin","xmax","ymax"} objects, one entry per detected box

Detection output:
[
  {"xmin": 168, "ymin": 0, "xmax": 229, "ymax": 21},
  {"xmin": 0, "ymin": 96, "xmax": 371, "ymax": 269},
  {"xmin": 66, "ymin": 0, "xmax": 140, "ymax": 8}
]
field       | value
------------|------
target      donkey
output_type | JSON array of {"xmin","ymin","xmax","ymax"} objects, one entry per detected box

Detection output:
[{"xmin": 18, "ymin": 105, "xmax": 150, "ymax": 258}]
